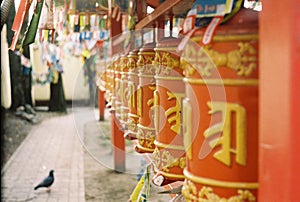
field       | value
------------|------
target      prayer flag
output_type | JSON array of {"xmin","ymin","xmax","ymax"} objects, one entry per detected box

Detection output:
[
  {"xmin": 9, "ymin": 0, "xmax": 33, "ymax": 50},
  {"xmin": 22, "ymin": 0, "xmax": 44, "ymax": 46}
]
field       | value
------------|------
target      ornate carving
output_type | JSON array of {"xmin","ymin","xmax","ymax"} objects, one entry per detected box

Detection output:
[
  {"xmin": 120, "ymin": 57, "xmax": 128, "ymax": 71},
  {"xmin": 127, "ymin": 116, "xmax": 137, "ymax": 132},
  {"xmin": 161, "ymin": 150, "xmax": 186, "ymax": 172},
  {"xmin": 181, "ymin": 47, "xmax": 213, "ymax": 77},
  {"xmin": 137, "ymin": 54, "xmax": 156, "ymax": 74},
  {"xmin": 182, "ymin": 42, "xmax": 257, "ymax": 77},
  {"xmin": 154, "ymin": 52, "xmax": 181, "ymax": 76},
  {"xmin": 182, "ymin": 180, "xmax": 256, "ymax": 202},
  {"xmin": 153, "ymin": 149, "xmax": 186, "ymax": 173},
  {"xmin": 205, "ymin": 43, "xmax": 257, "ymax": 77},
  {"xmin": 137, "ymin": 126, "xmax": 156, "ymax": 149},
  {"xmin": 152, "ymin": 147, "xmax": 161, "ymax": 169},
  {"xmin": 127, "ymin": 56, "xmax": 138, "ymax": 70}
]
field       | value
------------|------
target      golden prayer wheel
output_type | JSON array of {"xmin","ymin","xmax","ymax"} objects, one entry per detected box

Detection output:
[
  {"xmin": 181, "ymin": 9, "xmax": 259, "ymax": 201},
  {"xmin": 113, "ymin": 58, "xmax": 122, "ymax": 119},
  {"xmin": 152, "ymin": 37, "xmax": 186, "ymax": 186},
  {"xmin": 124, "ymin": 50, "xmax": 140, "ymax": 140},
  {"xmin": 135, "ymin": 42, "xmax": 157, "ymax": 153},
  {"xmin": 104, "ymin": 63, "xmax": 114, "ymax": 108},
  {"xmin": 119, "ymin": 55, "xmax": 129, "ymax": 130}
]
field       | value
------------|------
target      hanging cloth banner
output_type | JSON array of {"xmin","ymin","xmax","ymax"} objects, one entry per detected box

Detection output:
[
  {"xmin": 40, "ymin": 0, "xmax": 54, "ymax": 29},
  {"xmin": 38, "ymin": 0, "xmax": 55, "ymax": 43},
  {"xmin": 22, "ymin": 0, "xmax": 44, "ymax": 46},
  {"xmin": 201, "ymin": 15, "xmax": 223, "ymax": 45},
  {"xmin": 9, "ymin": 0, "xmax": 33, "ymax": 51}
]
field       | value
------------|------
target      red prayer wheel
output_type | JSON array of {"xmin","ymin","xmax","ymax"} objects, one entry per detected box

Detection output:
[
  {"xmin": 135, "ymin": 42, "xmax": 157, "ymax": 153},
  {"xmin": 181, "ymin": 9, "xmax": 259, "ymax": 201},
  {"xmin": 124, "ymin": 50, "xmax": 140, "ymax": 140},
  {"xmin": 152, "ymin": 37, "xmax": 186, "ymax": 186}
]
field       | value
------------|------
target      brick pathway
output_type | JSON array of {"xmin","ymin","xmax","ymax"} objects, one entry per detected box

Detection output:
[{"xmin": 1, "ymin": 112, "xmax": 86, "ymax": 202}]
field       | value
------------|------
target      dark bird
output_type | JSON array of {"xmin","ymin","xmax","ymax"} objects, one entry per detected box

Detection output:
[{"xmin": 34, "ymin": 170, "xmax": 55, "ymax": 190}]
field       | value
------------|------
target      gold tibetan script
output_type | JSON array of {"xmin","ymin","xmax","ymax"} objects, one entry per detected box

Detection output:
[
  {"xmin": 204, "ymin": 102, "xmax": 247, "ymax": 166},
  {"xmin": 128, "ymin": 82, "xmax": 136, "ymax": 108},
  {"xmin": 165, "ymin": 91, "xmax": 185, "ymax": 134}
]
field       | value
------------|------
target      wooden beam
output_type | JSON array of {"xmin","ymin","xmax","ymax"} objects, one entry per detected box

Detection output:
[
  {"xmin": 135, "ymin": 0, "xmax": 182, "ymax": 30},
  {"xmin": 146, "ymin": 0, "xmax": 159, "ymax": 8}
]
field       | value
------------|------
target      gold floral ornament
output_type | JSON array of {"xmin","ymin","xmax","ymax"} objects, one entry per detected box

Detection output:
[
  {"xmin": 181, "ymin": 42, "xmax": 257, "ymax": 77},
  {"xmin": 127, "ymin": 117, "xmax": 137, "ymax": 132},
  {"xmin": 120, "ymin": 56, "xmax": 128, "ymax": 71},
  {"xmin": 137, "ymin": 54, "xmax": 156, "ymax": 74},
  {"xmin": 127, "ymin": 57, "xmax": 137, "ymax": 70},
  {"xmin": 182, "ymin": 180, "xmax": 256, "ymax": 202},
  {"xmin": 137, "ymin": 127, "xmax": 156, "ymax": 150},
  {"xmin": 152, "ymin": 147, "xmax": 161, "ymax": 168},
  {"xmin": 154, "ymin": 52, "xmax": 181, "ymax": 76},
  {"xmin": 205, "ymin": 42, "xmax": 257, "ymax": 77},
  {"xmin": 160, "ymin": 150, "xmax": 186, "ymax": 172}
]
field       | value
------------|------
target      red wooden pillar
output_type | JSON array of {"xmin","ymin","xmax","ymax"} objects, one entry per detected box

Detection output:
[
  {"xmin": 98, "ymin": 89, "xmax": 105, "ymax": 121},
  {"xmin": 110, "ymin": 6, "xmax": 125, "ymax": 172},
  {"xmin": 259, "ymin": 0, "xmax": 300, "ymax": 200}
]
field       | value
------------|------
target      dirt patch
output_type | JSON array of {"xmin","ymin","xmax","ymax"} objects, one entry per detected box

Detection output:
[{"xmin": 83, "ymin": 119, "xmax": 170, "ymax": 202}]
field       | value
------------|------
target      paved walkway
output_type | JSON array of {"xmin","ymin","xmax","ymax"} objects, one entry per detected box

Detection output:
[{"xmin": 1, "ymin": 110, "xmax": 86, "ymax": 202}]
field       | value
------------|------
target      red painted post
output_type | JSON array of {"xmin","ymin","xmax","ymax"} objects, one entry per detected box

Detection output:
[
  {"xmin": 110, "ymin": 6, "xmax": 125, "ymax": 172},
  {"xmin": 259, "ymin": 0, "xmax": 300, "ymax": 200},
  {"xmin": 98, "ymin": 89, "xmax": 105, "ymax": 121},
  {"xmin": 111, "ymin": 109, "xmax": 125, "ymax": 172}
]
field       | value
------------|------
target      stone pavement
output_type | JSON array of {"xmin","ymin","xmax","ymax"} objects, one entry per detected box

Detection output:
[{"xmin": 1, "ymin": 110, "xmax": 86, "ymax": 202}]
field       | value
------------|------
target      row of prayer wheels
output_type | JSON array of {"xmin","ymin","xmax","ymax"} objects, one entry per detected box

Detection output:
[{"xmin": 101, "ymin": 8, "xmax": 259, "ymax": 201}]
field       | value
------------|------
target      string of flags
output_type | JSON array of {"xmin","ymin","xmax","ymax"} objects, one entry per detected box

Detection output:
[{"xmin": 9, "ymin": 0, "xmax": 109, "ymax": 52}]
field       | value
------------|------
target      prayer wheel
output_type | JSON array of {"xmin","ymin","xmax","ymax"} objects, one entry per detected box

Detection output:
[
  {"xmin": 119, "ymin": 55, "xmax": 129, "ymax": 130},
  {"xmin": 124, "ymin": 50, "xmax": 140, "ymax": 140},
  {"xmin": 104, "ymin": 63, "xmax": 114, "ymax": 108},
  {"xmin": 152, "ymin": 37, "xmax": 186, "ymax": 186},
  {"xmin": 114, "ymin": 58, "xmax": 122, "ymax": 121},
  {"xmin": 181, "ymin": 9, "xmax": 259, "ymax": 201},
  {"xmin": 135, "ymin": 42, "xmax": 156, "ymax": 153}
]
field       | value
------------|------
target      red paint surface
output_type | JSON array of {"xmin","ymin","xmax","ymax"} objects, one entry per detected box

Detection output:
[{"xmin": 259, "ymin": 0, "xmax": 300, "ymax": 200}]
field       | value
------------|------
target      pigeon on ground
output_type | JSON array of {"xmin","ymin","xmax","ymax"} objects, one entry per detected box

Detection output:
[{"xmin": 34, "ymin": 170, "xmax": 55, "ymax": 190}]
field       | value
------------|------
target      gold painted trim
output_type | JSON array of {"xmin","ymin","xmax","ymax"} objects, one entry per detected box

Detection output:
[
  {"xmin": 138, "ymin": 52, "xmax": 155, "ymax": 55},
  {"xmin": 138, "ymin": 73, "xmax": 155, "ymax": 78},
  {"xmin": 160, "ymin": 170, "xmax": 185, "ymax": 179},
  {"xmin": 136, "ymin": 144, "xmax": 155, "ymax": 152},
  {"xmin": 128, "ymin": 72, "xmax": 138, "ymax": 76},
  {"xmin": 192, "ymin": 34, "xmax": 258, "ymax": 43},
  {"xmin": 154, "ymin": 140, "xmax": 185, "ymax": 151},
  {"xmin": 184, "ymin": 169, "xmax": 259, "ymax": 189},
  {"xmin": 183, "ymin": 78, "xmax": 258, "ymax": 86},
  {"xmin": 154, "ymin": 75, "xmax": 184, "ymax": 81},
  {"xmin": 137, "ymin": 124, "xmax": 156, "ymax": 131},
  {"xmin": 128, "ymin": 113, "xmax": 139, "ymax": 118},
  {"xmin": 154, "ymin": 47, "xmax": 177, "ymax": 51}
]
